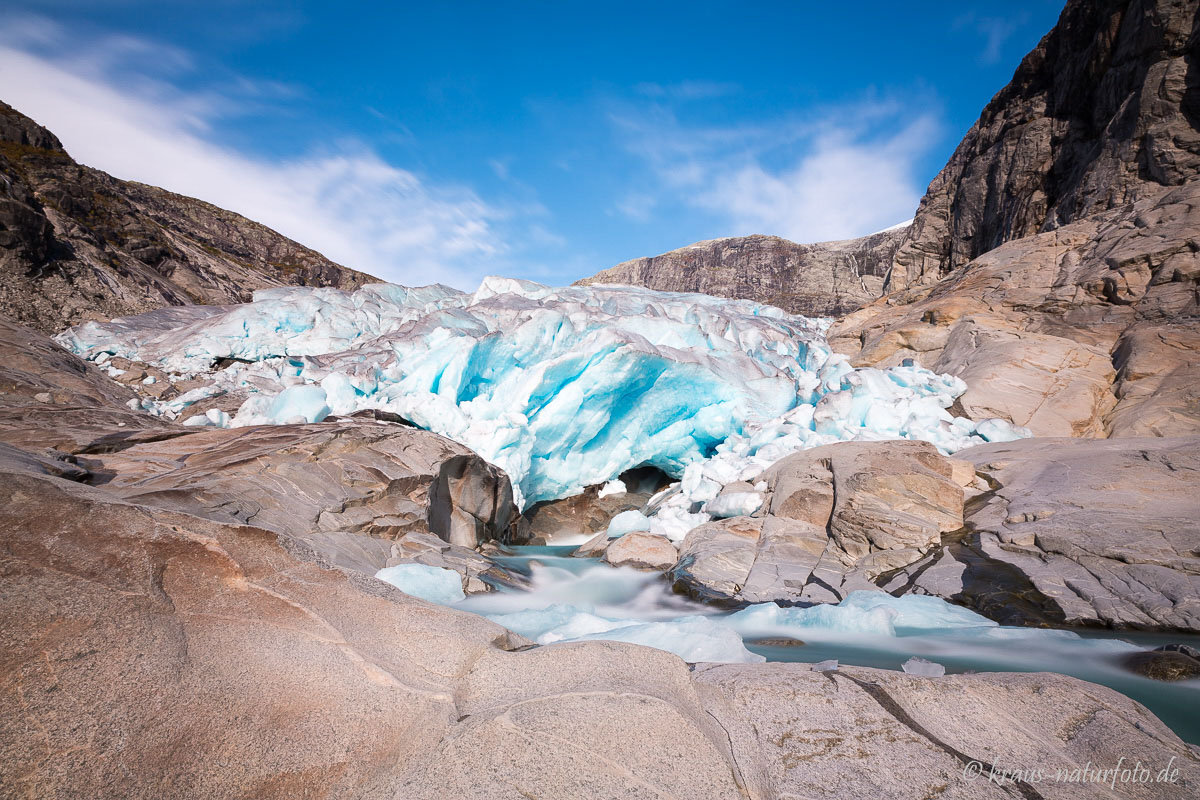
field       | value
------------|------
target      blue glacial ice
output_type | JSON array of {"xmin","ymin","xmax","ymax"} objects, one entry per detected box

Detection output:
[{"xmin": 56, "ymin": 278, "xmax": 1028, "ymax": 524}]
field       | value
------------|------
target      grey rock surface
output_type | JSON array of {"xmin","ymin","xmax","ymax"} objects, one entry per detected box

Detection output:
[
  {"xmin": 577, "ymin": 228, "xmax": 907, "ymax": 317},
  {"xmin": 86, "ymin": 421, "xmax": 523, "ymax": 557},
  {"xmin": 602, "ymin": 531, "xmax": 679, "ymax": 571},
  {"xmin": 833, "ymin": 182, "xmax": 1200, "ymax": 438},
  {"xmin": 3, "ymin": 455, "xmax": 1196, "ymax": 799},
  {"xmin": 884, "ymin": 436, "xmax": 1200, "ymax": 632},
  {"xmin": 0, "ymin": 101, "xmax": 376, "ymax": 334},
  {"xmin": 696, "ymin": 661, "xmax": 1198, "ymax": 800}
]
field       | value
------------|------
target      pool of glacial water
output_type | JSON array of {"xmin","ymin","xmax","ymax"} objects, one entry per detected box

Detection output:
[{"xmin": 452, "ymin": 546, "xmax": 1200, "ymax": 745}]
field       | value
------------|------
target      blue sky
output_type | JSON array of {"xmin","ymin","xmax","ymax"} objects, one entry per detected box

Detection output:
[{"xmin": 0, "ymin": 1, "xmax": 1064, "ymax": 288}]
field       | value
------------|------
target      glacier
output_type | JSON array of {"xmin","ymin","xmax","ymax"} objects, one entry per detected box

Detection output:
[{"xmin": 57, "ymin": 278, "xmax": 1027, "ymax": 527}]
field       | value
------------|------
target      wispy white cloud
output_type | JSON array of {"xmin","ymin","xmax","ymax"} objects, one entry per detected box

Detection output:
[
  {"xmin": 634, "ymin": 80, "xmax": 741, "ymax": 101},
  {"xmin": 611, "ymin": 95, "xmax": 939, "ymax": 243},
  {"xmin": 953, "ymin": 12, "xmax": 1028, "ymax": 65},
  {"xmin": 0, "ymin": 15, "xmax": 520, "ymax": 288}
]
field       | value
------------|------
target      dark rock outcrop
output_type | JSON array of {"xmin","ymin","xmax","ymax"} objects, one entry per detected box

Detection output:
[
  {"xmin": 888, "ymin": 0, "xmax": 1200, "ymax": 290},
  {"xmin": 0, "ymin": 101, "xmax": 376, "ymax": 334},
  {"xmin": 577, "ymin": 228, "xmax": 907, "ymax": 317}
]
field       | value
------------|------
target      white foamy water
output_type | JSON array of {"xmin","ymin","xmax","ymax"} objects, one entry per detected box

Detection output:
[{"xmin": 407, "ymin": 547, "xmax": 1200, "ymax": 744}]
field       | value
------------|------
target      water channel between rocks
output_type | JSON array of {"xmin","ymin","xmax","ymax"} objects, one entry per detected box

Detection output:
[{"xmin": 444, "ymin": 546, "xmax": 1200, "ymax": 745}]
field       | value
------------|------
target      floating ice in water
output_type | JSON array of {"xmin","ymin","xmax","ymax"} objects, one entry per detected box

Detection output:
[
  {"xmin": 902, "ymin": 656, "xmax": 946, "ymax": 677},
  {"xmin": 57, "ymin": 279, "xmax": 1028, "ymax": 519},
  {"xmin": 375, "ymin": 563, "xmax": 466, "ymax": 605}
]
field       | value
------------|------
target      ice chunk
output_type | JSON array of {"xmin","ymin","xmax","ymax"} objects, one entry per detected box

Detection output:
[
  {"xmin": 607, "ymin": 509, "xmax": 651, "ymax": 538},
  {"xmin": 269, "ymin": 384, "xmax": 330, "ymax": 424},
  {"xmin": 598, "ymin": 479, "xmax": 626, "ymax": 498},
  {"xmin": 375, "ymin": 564, "xmax": 465, "ymax": 605},
  {"xmin": 902, "ymin": 657, "xmax": 946, "ymax": 677},
  {"xmin": 704, "ymin": 491, "xmax": 763, "ymax": 518},
  {"xmin": 812, "ymin": 659, "xmax": 839, "ymax": 672}
]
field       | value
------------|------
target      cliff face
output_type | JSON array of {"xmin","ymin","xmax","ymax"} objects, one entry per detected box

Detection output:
[
  {"xmin": 0, "ymin": 101, "xmax": 377, "ymax": 333},
  {"xmin": 833, "ymin": 0, "xmax": 1200, "ymax": 440},
  {"xmin": 888, "ymin": 0, "xmax": 1200, "ymax": 290},
  {"xmin": 577, "ymin": 227, "xmax": 907, "ymax": 317}
]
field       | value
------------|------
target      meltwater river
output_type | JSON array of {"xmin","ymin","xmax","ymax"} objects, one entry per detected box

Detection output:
[{"xmin": 449, "ymin": 546, "xmax": 1200, "ymax": 745}]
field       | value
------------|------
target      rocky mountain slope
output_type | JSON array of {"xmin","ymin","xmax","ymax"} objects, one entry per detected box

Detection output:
[
  {"xmin": 888, "ymin": 0, "xmax": 1200, "ymax": 290},
  {"xmin": 0, "ymin": 101, "xmax": 376, "ymax": 334},
  {"xmin": 577, "ymin": 226, "xmax": 907, "ymax": 317}
]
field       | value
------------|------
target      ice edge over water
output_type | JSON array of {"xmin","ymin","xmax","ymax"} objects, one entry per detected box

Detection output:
[{"xmin": 57, "ymin": 278, "xmax": 1028, "ymax": 528}]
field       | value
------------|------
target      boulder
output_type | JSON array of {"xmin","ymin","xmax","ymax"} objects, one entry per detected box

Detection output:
[
  {"xmin": 522, "ymin": 466, "xmax": 668, "ymax": 543},
  {"xmin": 883, "ymin": 436, "xmax": 1200, "ymax": 632},
  {"xmin": 86, "ymin": 421, "xmax": 522, "ymax": 557},
  {"xmin": 671, "ymin": 440, "xmax": 964, "ymax": 604},
  {"xmin": 602, "ymin": 532, "xmax": 678, "ymax": 571}
]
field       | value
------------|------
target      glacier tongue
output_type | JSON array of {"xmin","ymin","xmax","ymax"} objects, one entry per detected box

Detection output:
[{"xmin": 56, "ymin": 278, "xmax": 1027, "ymax": 513}]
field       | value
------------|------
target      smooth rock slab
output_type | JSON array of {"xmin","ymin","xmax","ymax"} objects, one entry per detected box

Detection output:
[
  {"xmin": 888, "ymin": 436, "xmax": 1200, "ymax": 632},
  {"xmin": 86, "ymin": 420, "xmax": 522, "ymax": 559}
]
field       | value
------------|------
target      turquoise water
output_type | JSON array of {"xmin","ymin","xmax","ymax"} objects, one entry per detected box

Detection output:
[{"xmin": 457, "ymin": 546, "xmax": 1200, "ymax": 745}]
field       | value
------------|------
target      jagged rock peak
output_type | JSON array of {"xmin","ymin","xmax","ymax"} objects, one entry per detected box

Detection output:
[
  {"xmin": 0, "ymin": 102, "xmax": 63, "ymax": 152},
  {"xmin": 888, "ymin": 0, "xmax": 1200, "ymax": 289}
]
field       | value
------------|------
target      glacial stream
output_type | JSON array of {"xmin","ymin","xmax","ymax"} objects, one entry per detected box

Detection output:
[{"xmin": 449, "ymin": 546, "xmax": 1200, "ymax": 745}]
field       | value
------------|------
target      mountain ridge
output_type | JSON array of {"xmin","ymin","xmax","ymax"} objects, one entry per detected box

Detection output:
[
  {"xmin": 0, "ymin": 101, "xmax": 377, "ymax": 334},
  {"xmin": 576, "ymin": 226, "xmax": 907, "ymax": 317}
]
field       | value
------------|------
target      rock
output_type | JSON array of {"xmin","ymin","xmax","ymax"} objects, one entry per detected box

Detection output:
[
  {"xmin": 0, "ymin": 101, "xmax": 375, "ymax": 334},
  {"xmin": 887, "ymin": 0, "xmax": 1200, "ymax": 291},
  {"xmin": 576, "ymin": 228, "xmax": 907, "ymax": 317},
  {"xmin": 522, "ymin": 467, "xmax": 667, "ymax": 543},
  {"xmin": 696, "ymin": 662, "xmax": 1199, "ymax": 800},
  {"xmin": 2, "ymin": 415, "xmax": 1198, "ymax": 797},
  {"xmin": 602, "ymin": 532, "xmax": 678, "ymax": 571},
  {"xmin": 572, "ymin": 530, "xmax": 610, "ymax": 558},
  {"xmin": 946, "ymin": 457, "xmax": 976, "ymax": 487},
  {"xmin": 887, "ymin": 436, "xmax": 1200, "ymax": 632},
  {"xmin": 86, "ymin": 421, "xmax": 523, "ymax": 563},
  {"xmin": 0, "ymin": 313, "xmax": 187, "ymax": 452},
  {"xmin": 833, "ymin": 182, "xmax": 1200, "ymax": 438},
  {"xmin": 0, "ymin": 462, "xmax": 527, "ymax": 799},
  {"xmin": 745, "ymin": 636, "xmax": 806, "ymax": 648},
  {"xmin": 1122, "ymin": 650, "xmax": 1200, "ymax": 682},
  {"xmin": 672, "ymin": 441, "xmax": 964, "ymax": 605}
]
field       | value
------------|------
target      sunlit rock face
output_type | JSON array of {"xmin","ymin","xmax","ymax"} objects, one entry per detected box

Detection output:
[{"xmin": 57, "ymin": 278, "xmax": 1025, "ymax": 509}]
